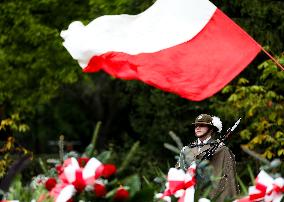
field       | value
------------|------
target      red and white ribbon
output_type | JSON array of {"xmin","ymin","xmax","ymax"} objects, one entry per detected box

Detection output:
[
  {"xmin": 155, "ymin": 182, "xmax": 172, "ymax": 202},
  {"xmin": 235, "ymin": 170, "xmax": 284, "ymax": 202},
  {"xmin": 50, "ymin": 157, "xmax": 104, "ymax": 202},
  {"xmin": 60, "ymin": 157, "xmax": 103, "ymax": 184},
  {"xmin": 157, "ymin": 162, "xmax": 197, "ymax": 202},
  {"xmin": 50, "ymin": 183, "xmax": 76, "ymax": 202}
]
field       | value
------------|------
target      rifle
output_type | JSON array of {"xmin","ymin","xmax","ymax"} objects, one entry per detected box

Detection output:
[{"xmin": 188, "ymin": 118, "xmax": 241, "ymax": 160}]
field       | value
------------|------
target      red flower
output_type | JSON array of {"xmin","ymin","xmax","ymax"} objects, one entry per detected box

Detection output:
[
  {"xmin": 96, "ymin": 164, "xmax": 117, "ymax": 179},
  {"xmin": 45, "ymin": 178, "xmax": 57, "ymax": 191},
  {"xmin": 113, "ymin": 187, "xmax": 129, "ymax": 201},
  {"xmin": 103, "ymin": 164, "xmax": 117, "ymax": 178},
  {"xmin": 77, "ymin": 157, "xmax": 90, "ymax": 167},
  {"xmin": 94, "ymin": 183, "xmax": 107, "ymax": 197},
  {"xmin": 56, "ymin": 165, "xmax": 63, "ymax": 174}
]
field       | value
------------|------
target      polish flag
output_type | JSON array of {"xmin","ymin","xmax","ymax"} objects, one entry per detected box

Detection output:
[{"xmin": 61, "ymin": 0, "xmax": 261, "ymax": 101}]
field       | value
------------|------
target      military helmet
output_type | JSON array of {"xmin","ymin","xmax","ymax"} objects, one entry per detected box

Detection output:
[{"xmin": 192, "ymin": 114, "xmax": 222, "ymax": 133}]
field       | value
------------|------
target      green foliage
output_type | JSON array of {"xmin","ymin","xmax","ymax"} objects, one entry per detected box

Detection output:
[
  {"xmin": 213, "ymin": 54, "xmax": 284, "ymax": 159},
  {"xmin": 84, "ymin": 121, "xmax": 102, "ymax": 157},
  {"xmin": 0, "ymin": 114, "xmax": 31, "ymax": 178},
  {"xmin": 5, "ymin": 175, "xmax": 52, "ymax": 201},
  {"xmin": 0, "ymin": 113, "xmax": 29, "ymax": 133},
  {"xmin": 89, "ymin": 0, "xmax": 154, "ymax": 16},
  {"xmin": 1, "ymin": 127, "xmax": 155, "ymax": 201},
  {"xmin": 235, "ymin": 150, "xmax": 284, "ymax": 200},
  {"xmin": 125, "ymin": 82, "xmax": 208, "ymax": 156},
  {"xmin": 117, "ymin": 141, "xmax": 140, "ymax": 174},
  {"xmin": 1, "ymin": 0, "xmax": 284, "ymax": 191},
  {"xmin": 215, "ymin": 0, "xmax": 284, "ymax": 54},
  {"xmin": 122, "ymin": 174, "xmax": 141, "ymax": 197},
  {"xmin": 0, "ymin": 0, "xmax": 80, "ymax": 116}
]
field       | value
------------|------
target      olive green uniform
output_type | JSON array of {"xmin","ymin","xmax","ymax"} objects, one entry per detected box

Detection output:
[{"xmin": 177, "ymin": 139, "xmax": 239, "ymax": 202}]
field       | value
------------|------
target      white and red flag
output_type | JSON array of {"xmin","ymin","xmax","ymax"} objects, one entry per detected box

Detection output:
[{"xmin": 61, "ymin": 0, "xmax": 261, "ymax": 101}]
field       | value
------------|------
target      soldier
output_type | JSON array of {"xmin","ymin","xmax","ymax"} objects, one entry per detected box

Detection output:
[{"xmin": 177, "ymin": 114, "xmax": 239, "ymax": 201}]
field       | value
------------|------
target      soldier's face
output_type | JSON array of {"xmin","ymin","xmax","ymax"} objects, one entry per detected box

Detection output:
[{"xmin": 194, "ymin": 124, "xmax": 209, "ymax": 138}]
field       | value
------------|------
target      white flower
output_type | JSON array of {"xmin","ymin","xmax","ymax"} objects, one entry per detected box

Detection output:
[
  {"xmin": 64, "ymin": 151, "xmax": 79, "ymax": 159},
  {"xmin": 199, "ymin": 198, "xmax": 211, "ymax": 202},
  {"xmin": 211, "ymin": 116, "xmax": 222, "ymax": 133},
  {"xmin": 155, "ymin": 193, "xmax": 171, "ymax": 202},
  {"xmin": 30, "ymin": 174, "xmax": 47, "ymax": 189}
]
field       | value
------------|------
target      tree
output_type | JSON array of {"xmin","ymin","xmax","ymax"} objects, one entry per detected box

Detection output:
[
  {"xmin": 214, "ymin": 0, "xmax": 284, "ymax": 54},
  {"xmin": 212, "ymin": 54, "xmax": 284, "ymax": 159},
  {"xmin": 0, "ymin": 0, "xmax": 283, "ymax": 171},
  {"xmin": 0, "ymin": 0, "xmax": 82, "ymax": 118}
]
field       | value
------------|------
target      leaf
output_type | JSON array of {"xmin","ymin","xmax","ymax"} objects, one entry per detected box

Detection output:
[
  {"xmin": 6, "ymin": 137, "xmax": 15, "ymax": 150},
  {"xmin": 240, "ymin": 129, "xmax": 252, "ymax": 140},
  {"xmin": 247, "ymin": 106, "xmax": 257, "ymax": 117},
  {"xmin": 122, "ymin": 174, "xmax": 141, "ymax": 197},
  {"xmin": 268, "ymin": 112, "xmax": 277, "ymax": 122},
  {"xmin": 236, "ymin": 175, "xmax": 248, "ymax": 195},
  {"xmin": 277, "ymin": 118, "xmax": 283, "ymax": 126},
  {"xmin": 18, "ymin": 124, "xmax": 30, "ymax": 132},
  {"xmin": 222, "ymin": 85, "xmax": 234, "ymax": 93},
  {"xmin": 117, "ymin": 141, "xmax": 140, "ymax": 174},
  {"xmin": 247, "ymin": 165, "xmax": 255, "ymax": 185},
  {"xmin": 237, "ymin": 78, "xmax": 249, "ymax": 85},
  {"xmin": 266, "ymin": 91, "xmax": 277, "ymax": 99},
  {"xmin": 241, "ymin": 145, "xmax": 270, "ymax": 164},
  {"xmin": 250, "ymin": 135, "xmax": 263, "ymax": 145},
  {"xmin": 96, "ymin": 150, "xmax": 112, "ymax": 163},
  {"xmin": 228, "ymin": 94, "xmax": 238, "ymax": 102},
  {"xmin": 163, "ymin": 143, "xmax": 180, "ymax": 154},
  {"xmin": 0, "ymin": 119, "xmax": 13, "ymax": 130},
  {"xmin": 168, "ymin": 130, "xmax": 183, "ymax": 149},
  {"xmin": 277, "ymin": 149, "xmax": 284, "ymax": 156},
  {"xmin": 129, "ymin": 186, "xmax": 155, "ymax": 202},
  {"xmin": 250, "ymin": 85, "xmax": 265, "ymax": 93},
  {"xmin": 263, "ymin": 134, "xmax": 276, "ymax": 143},
  {"xmin": 275, "ymin": 131, "xmax": 284, "ymax": 139},
  {"xmin": 262, "ymin": 150, "xmax": 274, "ymax": 159}
]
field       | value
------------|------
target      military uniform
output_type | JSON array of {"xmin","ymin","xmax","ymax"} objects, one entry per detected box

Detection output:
[{"xmin": 177, "ymin": 114, "xmax": 239, "ymax": 201}]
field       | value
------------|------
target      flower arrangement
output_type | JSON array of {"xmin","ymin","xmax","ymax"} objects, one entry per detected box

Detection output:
[
  {"xmin": 42, "ymin": 156, "xmax": 124, "ymax": 202},
  {"xmin": 3, "ymin": 151, "xmax": 134, "ymax": 202},
  {"xmin": 1, "ymin": 122, "xmax": 284, "ymax": 202},
  {"xmin": 0, "ymin": 122, "xmax": 154, "ymax": 201},
  {"xmin": 156, "ymin": 162, "xmax": 197, "ymax": 202},
  {"xmin": 1, "ymin": 144, "xmax": 153, "ymax": 202},
  {"xmin": 156, "ymin": 163, "xmax": 284, "ymax": 202},
  {"xmin": 235, "ymin": 170, "xmax": 284, "ymax": 202}
]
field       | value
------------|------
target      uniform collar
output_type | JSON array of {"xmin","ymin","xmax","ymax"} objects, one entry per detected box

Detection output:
[{"xmin": 197, "ymin": 136, "xmax": 211, "ymax": 144}]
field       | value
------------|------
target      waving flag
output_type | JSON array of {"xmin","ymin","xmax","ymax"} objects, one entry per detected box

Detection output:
[{"xmin": 61, "ymin": 0, "xmax": 261, "ymax": 101}]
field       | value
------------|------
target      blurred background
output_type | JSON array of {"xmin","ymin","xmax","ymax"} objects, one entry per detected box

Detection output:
[{"xmin": 0, "ymin": 0, "xmax": 283, "ymax": 185}]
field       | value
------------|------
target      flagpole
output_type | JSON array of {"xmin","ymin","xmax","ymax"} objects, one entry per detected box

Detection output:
[{"xmin": 261, "ymin": 47, "xmax": 284, "ymax": 71}]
